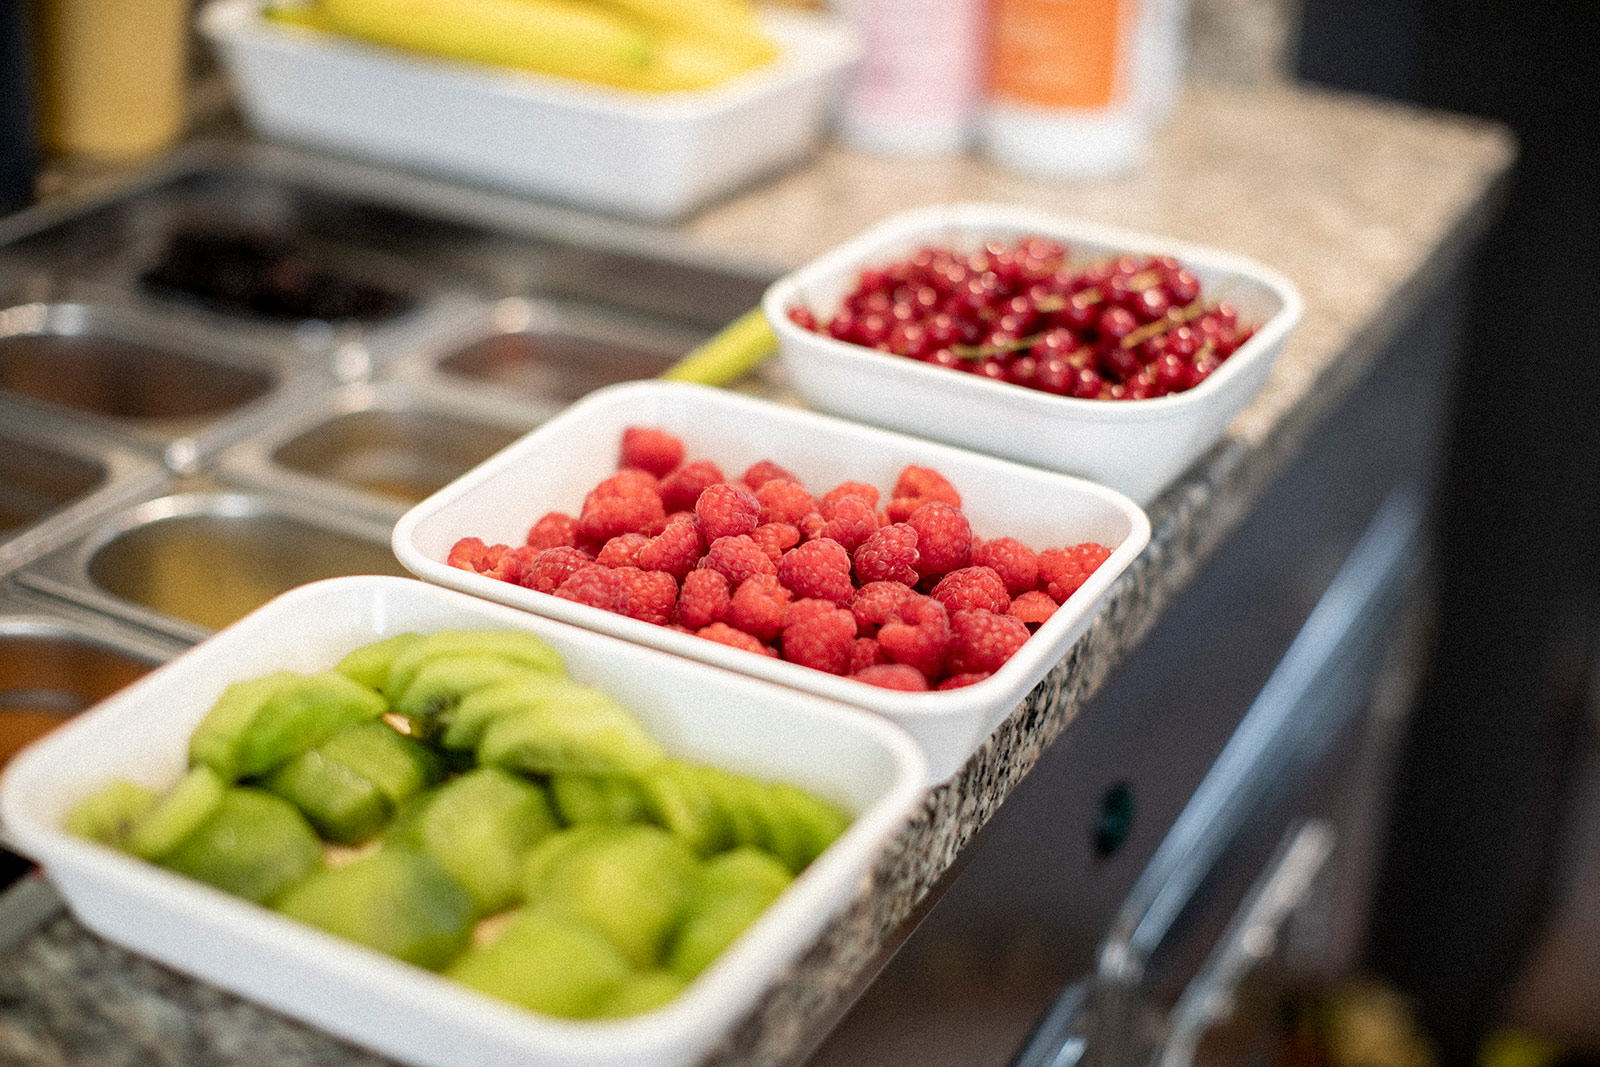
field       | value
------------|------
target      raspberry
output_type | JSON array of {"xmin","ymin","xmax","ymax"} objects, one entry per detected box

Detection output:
[
  {"xmin": 484, "ymin": 544, "xmax": 537, "ymax": 586},
  {"xmin": 620, "ymin": 426, "xmax": 685, "ymax": 477},
  {"xmin": 615, "ymin": 567, "xmax": 678, "ymax": 625},
  {"xmin": 819, "ymin": 481, "xmax": 880, "ymax": 518},
  {"xmin": 850, "ymin": 636, "xmax": 889, "ymax": 674},
  {"xmin": 724, "ymin": 574, "xmax": 793, "ymax": 642},
  {"xmin": 742, "ymin": 459, "xmax": 799, "ymax": 490},
  {"xmin": 946, "ymin": 608, "xmax": 1030, "ymax": 675},
  {"xmin": 854, "ymin": 663, "xmax": 931, "ymax": 691},
  {"xmin": 750, "ymin": 522, "xmax": 801, "ymax": 566},
  {"xmin": 593, "ymin": 467, "xmax": 660, "ymax": 497},
  {"xmin": 876, "ymin": 595, "xmax": 950, "ymax": 681},
  {"xmin": 778, "ymin": 538, "xmax": 855, "ymax": 604},
  {"xmin": 971, "ymin": 536, "xmax": 1039, "ymax": 595},
  {"xmin": 850, "ymin": 580, "xmax": 918, "ymax": 636},
  {"xmin": 659, "ymin": 459, "xmax": 724, "ymax": 513},
  {"xmin": 578, "ymin": 472, "xmax": 665, "ymax": 542},
  {"xmin": 676, "ymin": 568, "xmax": 730, "ymax": 629},
  {"xmin": 937, "ymin": 672, "xmax": 992, "ymax": 690},
  {"xmin": 447, "ymin": 536, "xmax": 499, "ymax": 574},
  {"xmin": 697, "ymin": 622, "xmax": 776, "ymax": 657},
  {"xmin": 1038, "ymin": 542, "xmax": 1113, "ymax": 603},
  {"xmin": 755, "ymin": 480, "xmax": 817, "ymax": 526},
  {"xmin": 635, "ymin": 515, "xmax": 703, "ymax": 580},
  {"xmin": 522, "ymin": 546, "xmax": 592, "ymax": 593},
  {"xmin": 1007, "ymin": 590, "xmax": 1059, "ymax": 629},
  {"xmin": 525, "ymin": 511, "xmax": 580, "ymax": 550},
  {"xmin": 786, "ymin": 597, "xmax": 842, "ymax": 630},
  {"xmin": 781, "ymin": 606, "xmax": 857, "ymax": 675},
  {"xmin": 930, "ymin": 566, "xmax": 1012, "ymax": 615},
  {"xmin": 906, "ymin": 501, "xmax": 972, "ymax": 578},
  {"xmin": 695, "ymin": 482, "xmax": 760, "ymax": 542},
  {"xmin": 818, "ymin": 494, "xmax": 880, "ymax": 553},
  {"xmin": 886, "ymin": 465, "xmax": 961, "ymax": 522},
  {"xmin": 797, "ymin": 512, "xmax": 828, "ymax": 541},
  {"xmin": 554, "ymin": 564, "xmax": 631, "ymax": 613},
  {"xmin": 700, "ymin": 534, "xmax": 777, "ymax": 586},
  {"xmin": 595, "ymin": 532, "xmax": 649, "ymax": 568},
  {"xmin": 854, "ymin": 523, "xmax": 920, "ymax": 586}
]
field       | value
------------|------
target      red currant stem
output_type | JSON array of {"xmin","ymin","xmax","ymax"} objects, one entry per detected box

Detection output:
[
  {"xmin": 950, "ymin": 332, "xmax": 1048, "ymax": 360},
  {"xmin": 1117, "ymin": 277, "xmax": 1243, "ymax": 350},
  {"xmin": 1119, "ymin": 296, "xmax": 1212, "ymax": 349}
]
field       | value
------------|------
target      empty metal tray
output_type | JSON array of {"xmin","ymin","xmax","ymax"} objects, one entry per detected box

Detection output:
[
  {"xmin": 216, "ymin": 378, "xmax": 536, "ymax": 517},
  {"xmin": 16, "ymin": 481, "xmax": 409, "ymax": 643}
]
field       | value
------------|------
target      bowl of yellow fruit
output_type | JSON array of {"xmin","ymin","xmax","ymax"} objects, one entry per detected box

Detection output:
[{"xmin": 198, "ymin": 0, "xmax": 860, "ymax": 220}]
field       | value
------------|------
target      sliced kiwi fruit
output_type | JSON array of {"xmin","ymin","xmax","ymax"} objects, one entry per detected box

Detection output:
[
  {"xmin": 446, "ymin": 906, "xmax": 631, "ymax": 1018},
  {"xmin": 667, "ymin": 846, "xmax": 793, "ymax": 979},
  {"xmin": 384, "ymin": 629, "xmax": 565, "ymax": 706},
  {"xmin": 274, "ymin": 848, "xmax": 473, "ymax": 970},
  {"xmin": 476, "ymin": 686, "xmax": 664, "ymax": 777},
  {"xmin": 434, "ymin": 672, "xmax": 589, "ymax": 752},
  {"xmin": 548, "ymin": 773, "xmax": 650, "ymax": 826},
  {"xmin": 386, "ymin": 766, "xmax": 558, "ymax": 916},
  {"xmin": 334, "ymin": 632, "xmax": 425, "ymax": 693},
  {"xmin": 64, "ymin": 779, "xmax": 161, "ymax": 848},
  {"xmin": 159, "ymin": 787, "xmax": 322, "ymax": 905},
  {"xmin": 124, "ymin": 765, "xmax": 228, "ymax": 861},
  {"xmin": 520, "ymin": 823, "xmax": 698, "ymax": 968},
  {"xmin": 597, "ymin": 969, "xmax": 690, "ymax": 1017}
]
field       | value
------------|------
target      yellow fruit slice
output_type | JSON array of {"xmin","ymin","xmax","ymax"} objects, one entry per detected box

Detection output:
[
  {"xmin": 622, "ymin": 32, "xmax": 771, "ymax": 93},
  {"xmin": 320, "ymin": 0, "xmax": 655, "ymax": 88}
]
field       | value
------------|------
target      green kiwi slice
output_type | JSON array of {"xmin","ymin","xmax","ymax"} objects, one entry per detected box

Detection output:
[
  {"xmin": 445, "ymin": 907, "xmax": 631, "ymax": 1018},
  {"xmin": 274, "ymin": 848, "xmax": 473, "ymax": 969},
  {"xmin": 159, "ymin": 787, "xmax": 322, "ymax": 904}
]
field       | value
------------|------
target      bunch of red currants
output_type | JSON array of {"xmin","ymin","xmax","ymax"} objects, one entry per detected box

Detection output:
[{"xmin": 787, "ymin": 237, "xmax": 1255, "ymax": 401}]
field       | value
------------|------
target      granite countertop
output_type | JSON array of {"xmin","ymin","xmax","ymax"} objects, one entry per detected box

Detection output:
[{"xmin": 0, "ymin": 79, "xmax": 1515, "ymax": 1067}]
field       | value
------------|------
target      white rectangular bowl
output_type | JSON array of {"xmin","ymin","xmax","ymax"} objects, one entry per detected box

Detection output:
[
  {"xmin": 392, "ymin": 380, "xmax": 1150, "ymax": 783},
  {"xmin": 0, "ymin": 575, "xmax": 927, "ymax": 1067},
  {"xmin": 763, "ymin": 203, "xmax": 1305, "ymax": 504},
  {"xmin": 198, "ymin": 0, "xmax": 860, "ymax": 221}
]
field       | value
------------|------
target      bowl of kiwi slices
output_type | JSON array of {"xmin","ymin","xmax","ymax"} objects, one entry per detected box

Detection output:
[{"xmin": 0, "ymin": 575, "xmax": 926, "ymax": 1067}]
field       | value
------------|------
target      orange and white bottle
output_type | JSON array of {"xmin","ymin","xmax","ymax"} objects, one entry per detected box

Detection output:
[{"xmin": 981, "ymin": 0, "xmax": 1187, "ymax": 179}]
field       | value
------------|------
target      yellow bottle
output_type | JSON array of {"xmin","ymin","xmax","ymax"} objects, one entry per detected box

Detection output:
[{"xmin": 32, "ymin": 0, "xmax": 191, "ymax": 161}]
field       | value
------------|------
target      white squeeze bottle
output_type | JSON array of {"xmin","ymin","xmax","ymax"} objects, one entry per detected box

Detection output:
[
  {"xmin": 833, "ymin": 0, "xmax": 985, "ymax": 155},
  {"xmin": 981, "ymin": 0, "xmax": 1188, "ymax": 179}
]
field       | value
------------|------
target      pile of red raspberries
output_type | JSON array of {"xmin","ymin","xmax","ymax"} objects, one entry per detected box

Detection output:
[{"xmin": 447, "ymin": 426, "xmax": 1113, "ymax": 692}]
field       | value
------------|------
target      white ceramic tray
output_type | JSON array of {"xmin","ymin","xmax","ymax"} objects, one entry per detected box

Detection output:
[
  {"xmin": 199, "ymin": 0, "xmax": 860, "ymax": 221},
  {"xmin": 392, "ymin": 380, "xmax": 1150, "ymax": 783},
  {"xmin": 763, "ymin": 203, "xmax": 1305, "ymax": 504},
  {"xmin": 0, "ymin": 575, "xmax": 927, "ymax": 1067}
]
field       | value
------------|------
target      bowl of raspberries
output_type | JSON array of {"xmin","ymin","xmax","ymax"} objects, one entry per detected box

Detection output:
[
  {"xmin": 762, "ymin": 202, "xmax": 1304, "ymax": 505},
  {"xmin": 393, "ymin": 381, "xmax": 1148, "ymax": 783}
]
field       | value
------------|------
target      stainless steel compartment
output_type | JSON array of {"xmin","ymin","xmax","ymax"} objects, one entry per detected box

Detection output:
[
  {"xmin": 0, "ymin": 434, "xmax": 104, "ymax": 539},
  {"xmin": 0, "ymin": 591, "xmax": 182, "ymax": 772},
  {"xmin": 0, "ymin": 301, "xmax": 310, "ymax": 467},
  {"xmin": 423, "ymin": 296, "xmax": 707, "ymax": 416},
  {"xmin": 217, "ymin": 379, "xmax": 537, "ymax": 518},
  {"xmin": 0, "ymin": 423, "xmax": 165, "ymax": 576},
  {"xmin": 16, "ymin": 481, "xmax": 409, "ymax": 643}
]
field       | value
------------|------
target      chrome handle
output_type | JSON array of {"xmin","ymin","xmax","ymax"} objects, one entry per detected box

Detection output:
[
  {"xmin": 1153, "ymin": 819, "xmax": 1335, "ymax": 1067},
  {"xmin": 1101, "ymin": 488, "xmax": 1423, "ymax": 980}
]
